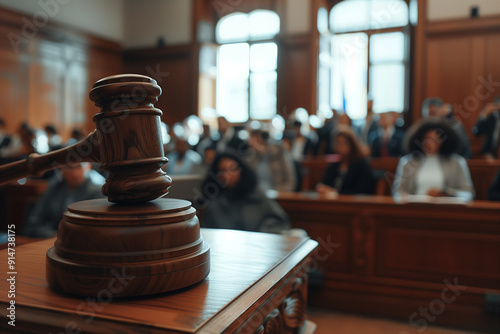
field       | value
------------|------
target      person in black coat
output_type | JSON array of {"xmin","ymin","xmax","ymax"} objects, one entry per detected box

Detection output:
[
  {"xmin": 358, "ymin": 99, "xmax": 380, "ymax": 145},
  {"xmin": 213, "ymin": 116, "xmax": 249, "ymax": 155},
  {"xmin": 0, "ymin": 118, "xmax": 13, "ymax": 160},
  {"xmin": 316, "ymin": 126, "xmax": 375, "ymax": 195},
  {"xmin": 195, "ymin": 151, "xmax": 290, "ymax": 233},
  {"xmin": 369, "ymin": 112, "xmax": 405, "ymax": 158},
  {"xmin": 473, "ymin": 96, "xmax": 500, "ymax": 159},
  {"xmin": 488, "ymin": 168, "xmax": 500, "ymax": 201}
]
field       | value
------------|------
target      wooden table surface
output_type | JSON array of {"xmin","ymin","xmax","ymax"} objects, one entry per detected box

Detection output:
[{"xmin": 0, "ymin": 228, "xmax": 317, "ymax": 333}]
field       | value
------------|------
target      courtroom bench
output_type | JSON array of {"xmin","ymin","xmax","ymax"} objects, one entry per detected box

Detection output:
[
  {"xmin": 274, "ymin": 192, "xmax": 500, "ymax": 333},
  {"xmin": 301, "ymin": 157, "xmax": 500, "ymax": 200}
]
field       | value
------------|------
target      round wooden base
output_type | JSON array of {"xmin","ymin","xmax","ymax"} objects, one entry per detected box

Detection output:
[{"xmin": 46, "ymin": 198, "xmax": 210, "ymax": 297}]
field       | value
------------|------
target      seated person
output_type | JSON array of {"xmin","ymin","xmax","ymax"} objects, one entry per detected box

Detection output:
[
  {"xmin": 23, "ymin": 163, "xmax": 105, "ymax": 238},
  {"xmin": 316, "ymin": 126, "xmax": 375, "ymax": 195},
  {"xmin": 315, "ymin": 111, "xmax": 336, "ymax": 155},
  {"xmin": 421, "ymin": 96, "xmax": 443, "ymax": 118},
  {"xmin": 441, "ymin": 104, "xmax": 471, "ymax": 159},
  {"xmin": 422, "ymin": 97, "xmax": 471, "ymax": 159},
  {"xmin": 164, "ymin": 138, "xmax": 202, "ymax": 175},
  {"xmin": 14, "ymin": 123, "xmax": 36, "ymax": 158},
  {"xmin": 359, "ymin": 98, "xmax": 380, "ymax": 145},
  {"xmin": 214, "ymin": 116, "xmax": 248, "ymax": 154},
  {"xmin": 488, "ymin": 168, "xmax": 500, "ymax": 201},
  {"xmin": 0, "ymin": 118, "xmax": 13, "ymax": 159},
  {"xmin": 289, "ymin": 120, "xmax": 316, "ymax": 161},
  {"xmin": 196, "ymin": 151, "xmax": 290, "ymax": 234},
  {"xmin": 472, "ymin": 96, "xmax": 500, "ymax": 159},
  {"xmin": 45, "ymin": 124, "xmax": 63, "ymax": 151},
  {"xmin": 247, "ymin": 129, "xmax": 297, "ymax": 192},
  {"xmin": 392, "ymin": 119, "xmax": 474, "ymax": 201},
  {"xmin": 192, "ymin": 144, "xmax": 217, "ymax": 177},
  {"xmin": 368, "ymin": 112, "xmax": 405, "ymax": 158}
]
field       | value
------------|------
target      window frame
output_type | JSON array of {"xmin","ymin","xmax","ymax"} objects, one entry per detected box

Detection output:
[
  {"xmin": 215, "ymin": 10, "xmax": 280, "ymax": 123},
  {"xmin": 319, "ymin": 0, "xmax": 412, "ymax": 120}
]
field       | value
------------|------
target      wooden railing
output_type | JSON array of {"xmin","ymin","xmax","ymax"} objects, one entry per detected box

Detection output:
[{"xmin": 275, "ymin": 193, "xmax": 500, "ymax": 332}]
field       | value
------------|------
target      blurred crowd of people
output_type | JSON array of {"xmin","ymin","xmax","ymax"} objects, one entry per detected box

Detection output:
[
  {"xmin": 0, "ymin": 122, "xmax": 104, "ymax": 238},
  {"xmin": 0, "ymin": 120, "xmax": 84, "ymax": 163},
  {"xmin": 3, "ymin": 94, "xmax": 500, "ymax": 237}
]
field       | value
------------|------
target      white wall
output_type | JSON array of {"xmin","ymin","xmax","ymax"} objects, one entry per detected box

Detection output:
[
  {"xmin": 0, "ymin": 0, "xmax": 124, "ymax": 41},
  {"xmin": 0, "ymin": 0, "xmax": 310, "ymax": 48},
  {"xmin": 428, "ymin": 0, "xmax": 500, "ymax": 21},
  {"xmin": 285, "ymin": 0, "xmax": 310, "ymax": 34},
  {"xmin": 123, "ymin": 0, "xmax": 192, "ymax": 49}
]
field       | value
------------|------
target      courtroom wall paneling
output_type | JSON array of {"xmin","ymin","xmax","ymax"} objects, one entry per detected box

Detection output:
[
  {"xmin": 278, "ymin": 34, "xmax": 314, "ymax": 117},
  {"xmin": 123, "ymin": 46, "xmax": 195, "ymax": 126},
  {"xmin": 418, "ymin": 15, "xmax": 500, "ymax": 157},
  {"xmin": 0, "ymin": 7, "xmax": 123, "ymax": 139},
  {"xmin": 485, "ymin": 32, "xmax": 500, "ymax": 101},
  {"xmin": 0, "ymin": 35, "xmax": 29, "ymax": 134}
]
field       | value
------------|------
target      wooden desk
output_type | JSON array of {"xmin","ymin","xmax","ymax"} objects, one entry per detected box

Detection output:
[
  {"xmin": 276, "ymin": 192, "xmax": 500, "ymax": 332},
  {"xmin": 0, "ymin": 229, "xmax": 318, "ymax": 333}
]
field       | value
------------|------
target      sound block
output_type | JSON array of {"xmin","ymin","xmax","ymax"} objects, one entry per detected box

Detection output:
[{"xmin": 46, "ymin": 198, "xmax": 210, "ymax": 297}]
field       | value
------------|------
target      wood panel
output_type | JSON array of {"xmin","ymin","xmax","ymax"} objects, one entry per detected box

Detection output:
[
  {"xmin": 416, "ymin": 14, "xmax": 500, "ymax": 157},
  {"xmin": 0, "ymin": 46, "xmax": 28, "ymax": 133},
  {"xmin": 376, "ymin": 217, "xmax": 500, "ymax": 287},
  {"xmin": 485, "ymin": 33, "xmax": 500, "ymax": 101},
  {"xmin": 425, "ymin": 36, "xmax": 475, "ymax": 124},
  {"xmin": 124, "ymin": 46, "xmax": 195, "ymax": 126},
  {"xmin": 276, "ymin": 193, "xmax": 500, "ymax": 332},
  {"xmin": 0, "ymin": 6, "xmax": 122, "ymax": 139},
  {"xmin": 278, "ymin": 34, "xmax": 314, "ymax": 116}
]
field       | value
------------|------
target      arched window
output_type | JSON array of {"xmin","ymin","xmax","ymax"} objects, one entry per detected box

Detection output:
[
  {"xmin": 215, "ymin": 10, "xmax": 280, "ymax": 123},
  {"xmin": 318, "ymin": 0, "xmax": 411, "ymax": 120}
]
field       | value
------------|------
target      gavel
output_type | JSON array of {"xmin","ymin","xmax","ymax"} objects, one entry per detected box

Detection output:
[
  {"xmin": 0, "ymin": 74, "xmax": 172, "ymax": 203},
  {"xmin": 0, "ymin": 73, "xmax": 210, "ymax": 297}
]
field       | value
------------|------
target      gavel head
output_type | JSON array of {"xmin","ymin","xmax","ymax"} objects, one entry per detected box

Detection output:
[{"xmin": 89, "ymin": 74, "xmax": 171, "ymax": 204}]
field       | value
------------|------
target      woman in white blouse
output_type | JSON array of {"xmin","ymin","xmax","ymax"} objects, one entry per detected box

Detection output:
[{"xmin": 392, "ymin": 119, "xmax": 474, "ymax": 202}]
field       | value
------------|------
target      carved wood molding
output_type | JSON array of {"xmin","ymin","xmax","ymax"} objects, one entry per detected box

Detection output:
[{"xmin": 254, "ymin": 275, "xmax": 307, "ymax": 334}]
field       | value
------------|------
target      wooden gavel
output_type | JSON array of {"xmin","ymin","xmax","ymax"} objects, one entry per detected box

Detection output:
[{"xmin": 0, "ymin": 74, "xmax": 172, "ymax": 203}]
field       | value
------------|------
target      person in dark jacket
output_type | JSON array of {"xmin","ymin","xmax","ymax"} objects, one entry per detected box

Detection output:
[
  {"xmin": 23, "ymin": 163, "xmax": 105, "ymax": 238},
  {"xmin": 316, "ymin": 126, "xmax": 375, "ymax": 195},
  {"xmin": 488, "ymin": 168, "xmax": 500, "ymax": 201},
  {"xmin": 369, "ymin": 112, "xmax": 405, "ymax": 158},
  {"xmin": 196, "ymin": 151, "xmax": 290, "ymax": 234},
  {"xmin": 473, "ymin": 96, "xmax": 500, "ymax": 159},
  {"xmin": 213, "ymin": 116, "xmax": 248, "ymax": 154}
]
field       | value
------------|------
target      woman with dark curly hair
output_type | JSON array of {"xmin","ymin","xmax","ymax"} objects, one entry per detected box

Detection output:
[
  {"xmin": 195, "ymin": 151, "xmax": 290, "ymax": 233},
  {"xmin": 316, "ymin": 126, "xmax": 375, "ymax": 196},
  {"xmin": 392, "ymin": 119, "xmax": 474, "ymax": 201}
]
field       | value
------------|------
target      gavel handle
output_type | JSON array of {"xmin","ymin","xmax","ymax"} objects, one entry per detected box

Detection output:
[{"xmin": 0, "ymin": 132, "xmax": 100, "ymax": 185}]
